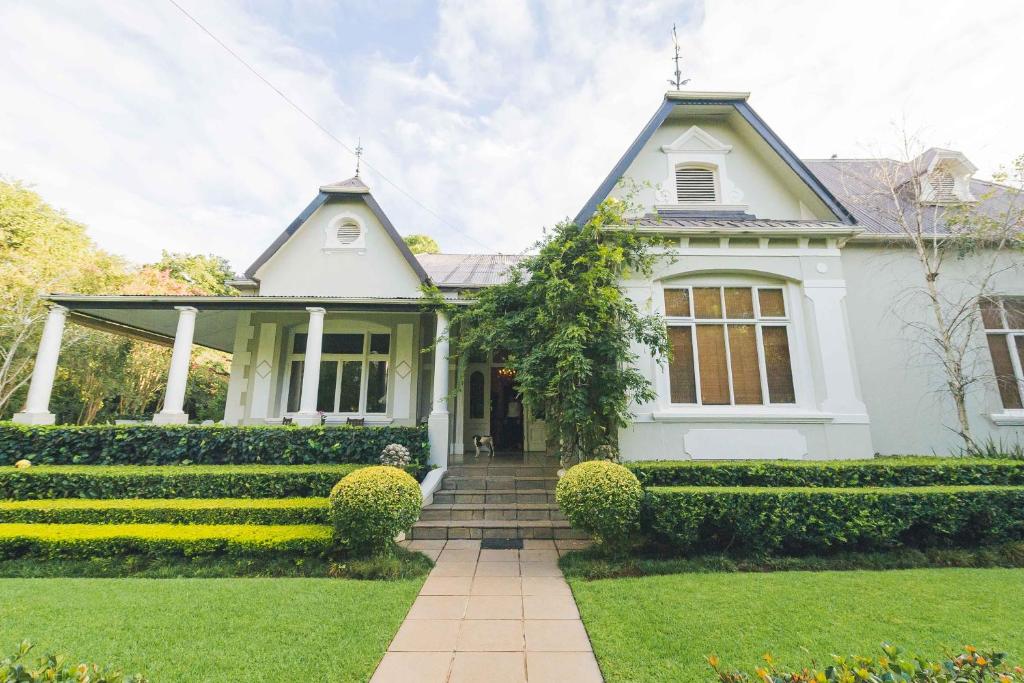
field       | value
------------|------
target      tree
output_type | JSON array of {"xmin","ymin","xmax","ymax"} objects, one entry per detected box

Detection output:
[
  {"xmin": 861, "ymin": 144, "xmax": 1024, "ymax": 448},
  {"xmin": 151, "ymin": 251, "xmax": 237, "ymax": 296},
  {"xmin": 434, "ymin": 198, "xmax": 669, "ymax": 467},
  {"xmin": 403, "ymin": 234, "xmax": 440, "ymax": 254}
]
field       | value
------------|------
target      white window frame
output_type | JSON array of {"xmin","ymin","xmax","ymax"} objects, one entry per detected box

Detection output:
[
  {"xmin": 662, "ymin": 284, "xmax": 796, "ymax": 408},
  {"xmin": 982, "ymin": 297, "xmax": 1024, "ymax": 415},
  {"xmin": 281, "ymin": 324, "xmax": 392, "ymax": 416}
]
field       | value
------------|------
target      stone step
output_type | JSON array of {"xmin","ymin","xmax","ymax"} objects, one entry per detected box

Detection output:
[
  {"xmin": 420, "ymin": 503, "xmax": 566, "ymax": 522},
  {"xmin": 432, "ymin": 489, "xmax": 557, "ymax": 505},
  {"xmin": 441, "ymin": 476, "xmax": 559, "ymax": 491},
  {"xmin": 408, "ymin": 518, "xmax": 589, "ymax": 541},
  {"xmin": 446, "ymin": 466, "xmax": 560, "ymax": 478}
]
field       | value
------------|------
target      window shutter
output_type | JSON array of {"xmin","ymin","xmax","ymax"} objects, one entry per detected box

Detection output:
[{"xmin": 675, "ymin": 167, "xmax": 717, "ymax": 203}]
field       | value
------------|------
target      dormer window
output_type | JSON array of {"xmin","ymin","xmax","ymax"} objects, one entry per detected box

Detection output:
[
  {"xmin": 918, "ymin": 151, "xmax": 977, "ymax": 205},
  {"xmin": 324, "ymin": 215, "xmax": 366, "ymax": 252},
  {"xmin": 928, "ymin": 168, "xmax": 957, "ymax": 203},
  {"xmin": 675, "ymin": 165, "xmax": 718, "ymax": 203}
]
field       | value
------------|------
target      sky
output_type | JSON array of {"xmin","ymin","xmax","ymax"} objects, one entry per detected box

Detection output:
[{"xmin": 1, "ymin": 0, "xmax": 1022, "ymax": 272}]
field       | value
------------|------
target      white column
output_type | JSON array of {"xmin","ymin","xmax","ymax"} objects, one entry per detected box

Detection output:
[
  {"xmin": 804, "ymin": 283, "xmax": 867, "ymax": 417},
  {"xmin": 293, "ymin": 307, "xmax": 326, "ymax": 426},
  {"xmin": 427, "ymin": 310, "xmax": 450, "ymax": 468},
  {"xmin": 13, "ymin": 305, "xmax": 68, "ymax": 425},
  {"xmin": 153, "ymin": 306, "xmax": 198, "ymax": 424}
]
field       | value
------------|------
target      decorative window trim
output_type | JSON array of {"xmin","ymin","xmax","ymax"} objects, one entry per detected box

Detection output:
[
  {"xmin": 659, "ymin": 125, "xmax": 742, "ymax": 207},
  {"xmin": 919, "ymin": 151, "xmax": 977, "ymax": 204},
  {"xmin": 323, "ymin": 213, "xmax": 366, "ymax": 252}
]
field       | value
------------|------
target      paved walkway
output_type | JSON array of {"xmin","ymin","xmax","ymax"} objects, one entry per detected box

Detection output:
[{"xmin": 372, "ymin": 539, "xmax": 602, "ymax": 683}]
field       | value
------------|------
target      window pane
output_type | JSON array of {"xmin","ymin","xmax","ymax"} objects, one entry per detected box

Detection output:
[
  {"xmin": 988, "ymin": 334, "xmax": 1023, "ymax": 409},
  {"xmin": 693, "ymin": 288, "xmax": 723, "ymax": 319},
  {"xmin": 668, "ymin": 327, "xmax": 697, "ymax": 403},
  {"xmin": 316, "ymin": 361, "xmax": 337, "ymax": 412},
  {"xmin": 1006, "ymin": 298, "xmax": 1024, "ymax": 329},
  {"xmin": 369, "ymin": 333, "xmax": 391, "ymax": 354},
  {"xmin": 286, "ymin": 360, "xmax": 303, "ymax": 412},
  {"xmin": 366, "ymin": 360, "xmax": 388, "ymax": 413},
  {"xmin": 664, "ymin": 289, "xmax": 691, "ymax": 317},
  {"xmin": 728, "ymin": 325, "xmax": 762, "ymax": 404},
  {"xmin": 762, "ymin": 326, "xmax": 796, "ymax": 403},
  {"xmin": 323, "ymin": 333, "xmax": 364, "ymax": 354},
  {"xmin": 338, "ymin": 361, "xmax": 363, "ymax": 412},
  {"xmin": 980, "ymin": 298, "xmax": 1004, "ymax": 330},
  {"xmin": 724, "ymin": 288, "xmax": 755, "ymax": 319},
  {"xmin": 696, "ymin": 324, "xmax": 730, "ymax": 404},
  {"xmin": 293, "ymin": 334, "xmax": 307, "ymax": 353},
  {"xmin": 469, "ymin": 371, "xmax": 485, "ymax": 418},
  {"xmin": 758, "ymin": 289, "xmax": 786, "ymax": 317}
]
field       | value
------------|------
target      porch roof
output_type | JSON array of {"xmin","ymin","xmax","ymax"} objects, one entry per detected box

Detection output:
[{"xmin": 43, "ymin": 294, "xmax": 463, "ymax": 353}]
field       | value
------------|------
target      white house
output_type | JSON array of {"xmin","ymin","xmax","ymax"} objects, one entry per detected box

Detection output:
[{"xmin": 13, "ymin": 91, "xmax": 1024, "ymax": 466}]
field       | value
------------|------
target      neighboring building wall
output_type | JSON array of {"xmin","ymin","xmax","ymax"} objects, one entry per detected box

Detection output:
[
  {"xmin": 619, "ymin": 240, "xmax": 873, "ymax": 461},
  {"xmin": 842, "ymin": 242, "xmax": 1024, "ymax": 454}
]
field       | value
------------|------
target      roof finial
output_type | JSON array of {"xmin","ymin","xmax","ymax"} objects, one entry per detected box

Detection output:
[
  {"xmin": 354, "ymin": 137, "xmax": 363, "ymax": 178},
  {"xmin": 668, "ymin": 23, "xmax": 690, "ymax": 90}
]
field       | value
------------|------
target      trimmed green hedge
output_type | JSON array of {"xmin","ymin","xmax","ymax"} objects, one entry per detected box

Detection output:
[
  {"xmin": 0, "ymin": 423, "xmax": 429, "ymax": 467},
  {"xmin": 0, "ymin": 523, "xmax": 331, "ymax": 559},
  {"xmin": 644, "ymin": 485, "xmax": 1024, "ymax": 555},
  {"xmin": 0, "ymin": 465, "xmax": 364, "ymax": 500},
  {"xmin": 0, "ymin": 497, "xmax": 329, "ymax": 525},
  {"xmin": 627, "ymin": 457, "xmax": 1024, "ymax": 488}
]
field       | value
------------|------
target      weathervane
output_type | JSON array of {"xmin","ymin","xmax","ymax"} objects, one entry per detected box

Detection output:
[
  {"xmin": 669, "ymin": 24, "xmax": 690, "ymax": 90},
  {"xmin": 354, "ymin": 137, "xmax": 363, "ymax": 177}
]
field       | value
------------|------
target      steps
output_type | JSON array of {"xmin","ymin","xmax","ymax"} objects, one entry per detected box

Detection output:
[{"xmin": 409, "ymin": 460, "xmax": 588, "ymax": 541}]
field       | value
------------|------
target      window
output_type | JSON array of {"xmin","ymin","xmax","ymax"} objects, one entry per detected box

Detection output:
[
  {"xmin": 675, "ymin": 165, "xmax": 717, "ymax": 203},
  {"xmin": 664, "ymin": 286, "xmax": 796, "ymax": 406},
  {"xmin": 981, "ymin": 296, "xmax": 1024, "ymax": 410},
  {"xmin": 469, "ymin": 371, "xmax": 485, "ymax": 419},
  {"xmin": 285, "ymin": 331, "xmax": 391, "ymax": 414}
]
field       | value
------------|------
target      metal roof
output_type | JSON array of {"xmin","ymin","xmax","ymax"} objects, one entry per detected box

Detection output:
[
  {"xmin": 415, "ymin": 253, "xmax": 526, "ymax": 288},
  {"xmin": 625, "ymin": 216, "xmax": 850, "ymax": 230}
]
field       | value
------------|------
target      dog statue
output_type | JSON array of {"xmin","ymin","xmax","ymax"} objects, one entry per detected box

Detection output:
[{"xmin": 473, "ymin": 434, "xmax": 495, "ymax": 458}]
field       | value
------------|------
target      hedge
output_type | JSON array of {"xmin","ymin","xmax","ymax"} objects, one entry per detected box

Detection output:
[
  {"xmin": 0, "ymin": 497, "xmax": 330, "ymax": 525},
  {"xmin": 0, "ymin": 523, "xmax": 331, "ymax": 559},
  {"xmin": 644, "ymin": 485, "xmax": 1024, "ymax": 555},
  {"xmin": 0, "ymin": 465, "xmax": 365, "ymax": 500},
  {"xmin": 0, "ymin": 423, "xmax": 429, "ymax": 467},
  {"xmin": 627, "ymin": 457, "xmax": 1024, "ymax": 488}
]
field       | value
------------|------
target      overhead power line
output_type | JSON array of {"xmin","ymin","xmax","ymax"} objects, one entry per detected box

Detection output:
[{"xmin": 165, "ymin": 0, "xmax": 498, "ymax": 253}]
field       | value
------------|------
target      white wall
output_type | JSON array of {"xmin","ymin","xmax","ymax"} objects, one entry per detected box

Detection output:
[
  {"xmin": 842, "ymin": 242, "xmax": 1024, "ymax": 454},
  {"xmin": 254, "ymin": 197, "xmax": 423, "ymax": 298}
]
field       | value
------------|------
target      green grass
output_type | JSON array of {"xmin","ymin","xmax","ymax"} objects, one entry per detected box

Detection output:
[
  {"xmin": 0, "ymin": 497, "xmax": 330, "ymax": 524},
  {"xmin": 0, "ymin": 576, "xmax": 422, "ymax": 682},
  {"xmin": 568, "ymin": 568, "xmax": 1024, "ymax": 682}
]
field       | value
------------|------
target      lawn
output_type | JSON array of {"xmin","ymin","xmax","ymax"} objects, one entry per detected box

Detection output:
[
  {"xmin": 568, "ymin": 568, "xmax": 1024, "ymax": 682},
  {"xmin": 0, "ymin": 576, "xmax": 422, "ymax": 682}
]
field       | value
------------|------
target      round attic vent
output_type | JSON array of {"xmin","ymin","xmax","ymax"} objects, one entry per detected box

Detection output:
[{"xmin": 336, "ymin": 220, "xmax": 361, "ymax": 244}]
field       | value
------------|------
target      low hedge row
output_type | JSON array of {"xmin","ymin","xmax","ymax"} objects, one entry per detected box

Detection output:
[
  {"xmin": 0, "ymin": 465, "xmax": 364, "ymax": 500},
  {"xmin": 0, "ymin": 423, "xmax": 429, "ymax": 466},
  {"xmin": 0, "ymin": 523, "xmax": 331, "ymax": 559},
  {"xmin": 627, "ymin": 457, "xmax": 1024, "ymax": 488},
  {"xmin": 0, "ymin": 497, "xmax": 330, "ymax": 525},
  {"xmin": 644, "ymin": 485, "xmax": 1024, "ymax": 555}
]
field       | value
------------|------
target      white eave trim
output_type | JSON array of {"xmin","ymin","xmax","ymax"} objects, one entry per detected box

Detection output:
[{"xmin": 665, "ymin": 90, "xmax": 750, "ymax": 101}]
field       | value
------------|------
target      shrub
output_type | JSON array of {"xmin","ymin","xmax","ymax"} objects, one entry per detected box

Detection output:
[
  {"xmin": 556, "ymin": 461, "xmax": 642, "ymax": 552},
  {"xmin": 709, "ymin": 644, "xmax": 1024, "ymax": 682},
  {"xmin": 379, "ymin": 443, "xmax": 411, "ymax": 468},
  {"xmin": 0, "ymin": 523, "xmax": 331, "ymax": 559},
  {"xmin": 0, "ymin": 497, "xmax": 329, "ymax": 525},
  {"xmin": 0, "ymin": 423, "xmax": 429, "ymax": 467},
  {"xmin": 627, "ymin": 457, "xmax": 1024, "ymax": 488},
  {"xmin": 644, "ymin": 485, "xmax": 1024, "ymax": 555},
  {"xmin": 329, "ymin": 466, "xmax": 422, "ymax": 556},
  {"xmin": 0, "ymin": 464, "xmax": 363, "ymax": 500},
  {"xmin": 1, "ymin": 640, "xmax": 148, "ymax": 682}
]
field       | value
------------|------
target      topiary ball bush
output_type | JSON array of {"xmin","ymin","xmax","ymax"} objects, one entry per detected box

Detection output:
[
  {"xmin": 556, "ymin": 460, "xmax": 642, "ymax": 553},
  {"xmin": 329, "ymin": 466, "xmax": 422, "ymax": 556}
]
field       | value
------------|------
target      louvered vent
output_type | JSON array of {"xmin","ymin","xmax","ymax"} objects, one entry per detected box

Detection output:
[
  {"xmin": 675, "ymin": 167, "xmax": 717, "ymax": 203},
  {"xmin": 336, "ymin": 220, "xmax": 361, "ymax": 244},
  {"xmin": 930, "ymin": 169, "xmax": 956, "ymax": 201}
]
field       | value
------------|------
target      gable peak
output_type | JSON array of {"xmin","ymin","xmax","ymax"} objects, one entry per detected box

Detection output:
[
  {"xmin": 662, "ymin": 125, "xmax": 733, "ymax": 154},
  {"xmin": 320, "ymin": 176, "xmax": 370, "ymax": 194}
]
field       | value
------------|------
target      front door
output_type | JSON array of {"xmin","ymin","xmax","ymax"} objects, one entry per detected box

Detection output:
[
  {"xmin": 490, "ymin": 366, "xmax": 523, "ymax": 451},
  {"xmin": 463, "ymin": 364, "xmax": 490, "ymax": 452}
]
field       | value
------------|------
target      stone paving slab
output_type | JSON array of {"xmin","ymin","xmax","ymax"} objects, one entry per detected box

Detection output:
[{"xmin": 375, "ymin": 538, "xmax": 600, "ymax": 683}]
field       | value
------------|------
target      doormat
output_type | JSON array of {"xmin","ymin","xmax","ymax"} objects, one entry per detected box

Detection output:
[{"xmin": 480, "ymin": 538, "xmax": 523, "ymax": 550}]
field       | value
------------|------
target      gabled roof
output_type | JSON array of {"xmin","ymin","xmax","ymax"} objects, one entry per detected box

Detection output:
[
  {"xmin": 243, "ymin": 177, "xmax": 430, "ymax": 283},
  {"xmin": 574, "ymin": 91, "xmax": 856, "ymax": 226}
]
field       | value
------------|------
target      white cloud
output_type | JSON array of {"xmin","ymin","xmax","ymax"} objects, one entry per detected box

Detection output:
[{"xmin": 0, "ymin": 0, "xmax": 1021, "ymax": 272}]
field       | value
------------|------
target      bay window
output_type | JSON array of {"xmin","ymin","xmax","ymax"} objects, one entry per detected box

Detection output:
[
  {"xmin": 981, "ymin": 296, "xmax": 1024, "ymax": 410},
  {"xmin": 664, "ymin": 285, "xmax": 796, "ymax": 406},
  {"xmin": 285, "ymin": 331, "xmax": 390, "ymax": 414}
]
